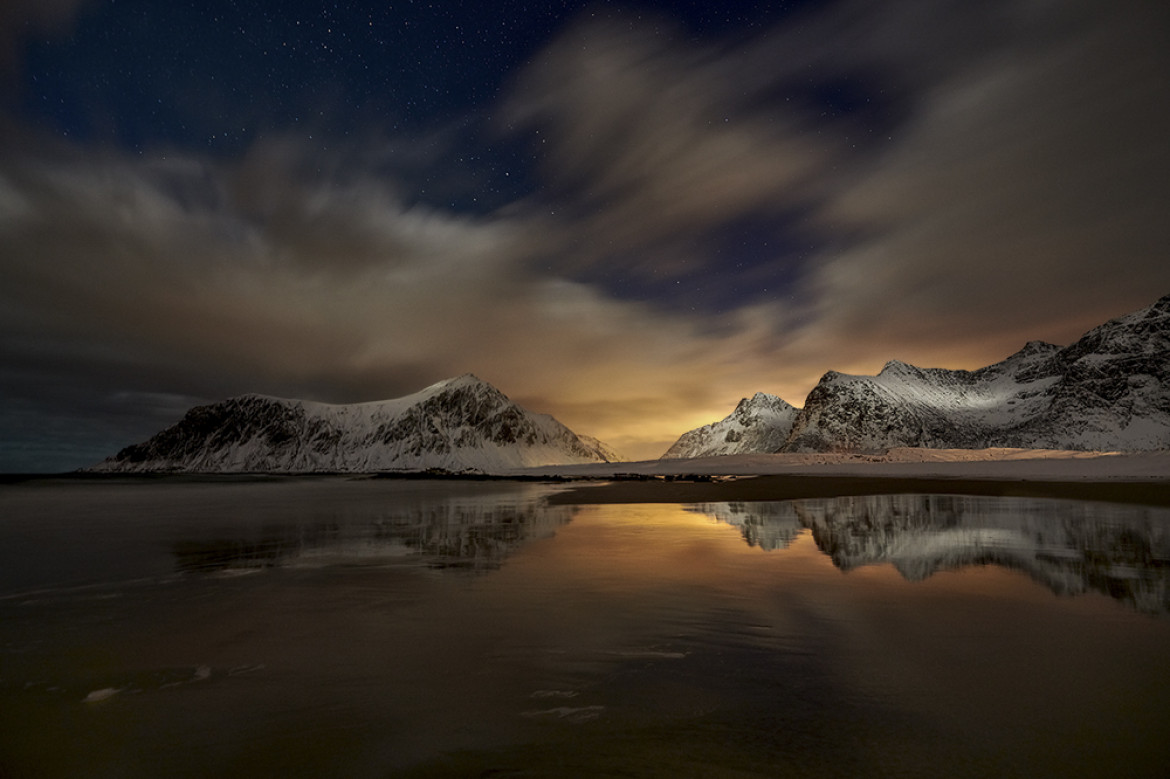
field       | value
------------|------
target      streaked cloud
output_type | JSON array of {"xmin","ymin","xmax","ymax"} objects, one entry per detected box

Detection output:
[
  {"xmin": 503, "ymin": 12, "xmax": 836, "ymax": 277},
  {"xmin": 2, "ymin": 0, "xmax": 1168, "ymax": 469},
  {"xmin": 803, "ymin": 0, "xmax": 1170, "ymax": 367}
]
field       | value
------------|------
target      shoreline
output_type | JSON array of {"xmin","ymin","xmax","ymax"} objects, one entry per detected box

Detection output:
[
  {"xmin": 7, "ymin": 448, "xmax": 1167, "ymax": 506},
  {"xmin": 534, "ymin": 449, "xmax": 1170, "ymax": 507},
  {"xmin": 515, "ymin": 448, "xmax": 1170, "ymax": 479},
  {"xmin": 545, "ymin": 473, "xmax": 1170, "ymax": 508},
  {"xmin": 8, "ymin": 470, "xmax": 1170, "ymax": 508}
]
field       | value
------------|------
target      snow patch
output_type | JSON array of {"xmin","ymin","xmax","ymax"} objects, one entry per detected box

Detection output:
[{"xmin": 83, "ymin": 687, "xmax": 121, "ymax": 703}]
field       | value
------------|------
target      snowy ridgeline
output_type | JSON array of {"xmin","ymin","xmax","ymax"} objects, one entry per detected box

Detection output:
[
  {"xmin": 663, "ymin": 293, "xmax": 1170, "ymax": 457},
  {"xmin": 89, "ymin": 375, "xmax": 621, "ymax": 473},
  {"xmin": 662, "ymin": 392, "xmax": 799, "ymax": 459},
  {"xmin": 91, "ymin": 295, "xmax": 1170, "ymax": 474}
]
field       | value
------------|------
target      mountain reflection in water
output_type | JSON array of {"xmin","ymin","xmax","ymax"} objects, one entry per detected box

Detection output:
[
  {"xmin": 172, "ymin": 491, "xmax": 576, "ymax": 573},
  {"xmin": 164, "ymin": 487, "xmax": 1170, "ymax": 615},
  {"xmin": 691, "ymin": 495, "xmax": 1170, "ymax": 614},
  {"xmin": 4, "ymin": 480, "xmax": 1170, "ymax": 778}
]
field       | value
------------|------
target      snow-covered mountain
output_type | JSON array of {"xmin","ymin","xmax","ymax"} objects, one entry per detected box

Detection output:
[
  {"xmin": 784, "ymin": 294, "xmax": 1170, "ymax": 452},
  {"xmin": 89, "ymin": 374, "xmax": 620, "ymax": 473},
  {"xmin": 661, "ymin": 393, "xmax": 799, "ymax": 459}
]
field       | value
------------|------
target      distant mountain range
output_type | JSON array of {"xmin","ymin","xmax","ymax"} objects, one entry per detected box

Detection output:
[
  {"xmin": 666, "ymin": 294, "xmax": 1170, "ymax": 456},
  {"xmin": 91, "ymin": 296, "xmax": 1168, "ymax": 474},
  {"xmin": 89, "ymin": 374, "xmax": 620, "ymax": 473}
]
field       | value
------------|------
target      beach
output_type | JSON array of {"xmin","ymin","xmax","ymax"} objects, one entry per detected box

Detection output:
[{"xmin": 525, "ymin": 449, "xmax": 1170, "ymax": 506}]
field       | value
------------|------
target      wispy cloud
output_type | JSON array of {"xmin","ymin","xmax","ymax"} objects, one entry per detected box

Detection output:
[
  {"xmin": 801, "ymin": 0, "xmax": 1170, "ymax": 365},
  {"xmin": 1, "ymin": 0, "xmax": 1168, "ymax": 469},
  {"xmin": 502, "ymin": 10, "xmax": 839, "ymax": 284},
  {"xmin": 0, "ymin": 128, "xmax": 774, "ymax": 462}
]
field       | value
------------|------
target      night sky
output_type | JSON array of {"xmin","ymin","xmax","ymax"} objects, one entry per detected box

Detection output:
[{"xmin": 2, "ymin": 0, "xmax": 1168, "ymax": 470}]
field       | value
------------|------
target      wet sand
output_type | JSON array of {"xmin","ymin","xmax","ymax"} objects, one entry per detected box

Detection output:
[{"xmin": 548, "ymin": 474, "xmax": 1170, "ymax": 507}]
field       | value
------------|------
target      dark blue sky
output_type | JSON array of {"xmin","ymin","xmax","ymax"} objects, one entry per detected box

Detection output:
[
  {"xmin": 19, "ymin": 1, "xmax": 829, "ymax": 142},
  {"xmin": 2, "ymin": 0, "xmax": 1168, "ymax": 468},
  {"xmin": 13, "ymin": 0, "xmax": 862, "ymax": 307}
]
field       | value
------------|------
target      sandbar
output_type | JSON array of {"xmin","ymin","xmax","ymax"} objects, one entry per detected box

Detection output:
[{"xmin": 530, "ymin": 449, "xmax": 1170, "ymax": 507}]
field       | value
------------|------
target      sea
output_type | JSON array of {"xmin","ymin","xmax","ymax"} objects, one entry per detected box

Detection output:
[{"xmin": 1, "ymin": 476, "xmax": 1168, "ymax": 777}]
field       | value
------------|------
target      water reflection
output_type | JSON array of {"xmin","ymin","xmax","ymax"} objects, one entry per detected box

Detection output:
[
  {"xmin": 692, "ymin": 495, "xmax": 1170, "ymax": 614},
  {"xmin": 5, "ymin": 482, "xmax": 1170, "ymax": 777},
  {"xmin": 172, "ymin": 495, "xmax": 576, "ymax": 574}
]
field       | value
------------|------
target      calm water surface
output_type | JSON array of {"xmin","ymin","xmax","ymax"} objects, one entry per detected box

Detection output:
[{"xmin": 1, "ymin": 478, "xmax": 1168, "ymax": 777}]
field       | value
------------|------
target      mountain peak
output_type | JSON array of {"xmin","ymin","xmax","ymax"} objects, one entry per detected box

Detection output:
[
  {"xmin": 423, "ymin": 373, "xmax": 496, "ymax": 393},
  {"xmin": 662, "ymin": 391, "xmax": 800, "ymax": 459},
  {"xmin": 736, "ymin": 392, "xmax": 792, "ymax": 413},
  {"xmin": 782, "ymin": 295, "xmax": 1170, "ymax": 453},
  {"xmin": 999, "ymin": 340, "xmax": 1061, "ymax": 372},
  {"xmin": 878, "ymin": 359, "xmax": 916, "ymax": 376},
  {"xmin": 445, "ymin": 372, "xmax": 491, "ymax": 387},
  {"xmin": 89, "ymin": 375, "xmax": 616, "ymax": 473},
  {"xmin": 229, "ymin": 392, "xmax": 280, "ymax": 402}
]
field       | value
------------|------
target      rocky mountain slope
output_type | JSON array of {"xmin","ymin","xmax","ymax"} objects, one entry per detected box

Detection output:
[
  {"xmin": 661, "ymin": 392, "xmax": 799, "ymax": 459},
  {"xmin": 89, "ymin": 374, "xmax": 620, "ymax": 473},
  {"xmin": 666, "ymin": 294, "xmax": 1169, "ymax": 456},
  {"xmin": 784, "ymin": 294, "xmax": 1170, "ymax": 452}
]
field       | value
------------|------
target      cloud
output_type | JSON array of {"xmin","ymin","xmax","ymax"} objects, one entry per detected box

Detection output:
[
  {"xmin": 502, "ymin": 11, "xmax": 840, "ymax": 283},
  {"xmin": 504, "ymin": 0, "xmax": 1170, "ymax": 369},
  {"xmin": 3, "ymin": 0, "xmax": 1169, "ymax": 470},
  {"xmin": 796, "ymin": 0, "xmax": 1170, "ymax": 368},
  {"xmin": 1, "ymin": 128, "xmax": 794, "ymax": 464}
]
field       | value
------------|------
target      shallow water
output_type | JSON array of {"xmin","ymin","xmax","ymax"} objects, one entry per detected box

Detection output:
[{"xmin": 1, "ymin": 478, "xmax": 1168, "ymax": 777}]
